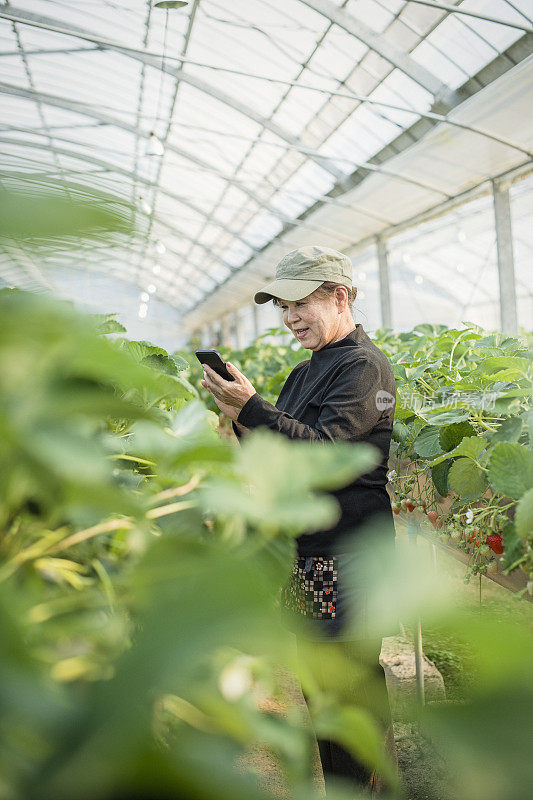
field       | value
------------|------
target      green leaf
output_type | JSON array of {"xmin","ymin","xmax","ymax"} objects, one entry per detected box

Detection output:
[
  {"xmin": 478, "ymin": 357, "xmax": 530, "ymax": 376},
  {"xmin": 515, "ymin": 488, "xmax": 533, "ymax": 540},
  {"xmin": 422, "ymin": 409, "xmax": 470, "ymax": 425},
  {"xmin": 448, "ymin": 458, "xmax": 488, "ymax": 501},
  {"xmin": 413, "ymin": 426, "xmax": 443, "ymax": 458},
  {"xmin": 392, "ymin": 420, "xmax": 409, "ymax": 444},
  {"xmin": 431, "ymin": 436, "xmax": 488, "ymax": 466},
  {"xmin": 205, "ymin": 480, "xmax": 339, "ymax": 534},
  {"xmin": 0, "ymin": 187, "xmax": 133, "ymax": 237},
  {"xmin": 414, "ymin": 323, "xmax": 448, "ymax": 336},
  {"xmin": 431, "ymin": 460, "xmax": 450, "ymax": 497},
  {"xmin": 25, "ymin": 423, "xmax": 109, "ymax": 484},
  {"xmin": 121, "ymin": 339, "xmax": 168, "ymax": 363},
  {"xmin": 490, "ymin": 416, "xmax": 523, "ymax": 444},
  {"xmin": 142, "ymin": 353, "xmax": 179, "ymax": 376},
  {"xmin": 152, "ymin": 372, "xmax": 196, "ymax": 403},
  {"xmin": 488, "ymin": 443, "xmax": 533, "ymax": 499},
  {"xmin": 88, "ymin": 313, "xmax": 127, "ymax": 335},
  {"xmin": 392, "ymin": 363, "xmax": 407, "ymax": 381},
  {"xmin": 439, "ymin": 421, "xmax": 475, "ymax": 452},
  {"xmin": 203, "ymin": 431, "xmax": 379, "ymax": 536},
  {"xmin": 404, "ymin": 359, "xmax": 443, "ymax": 380},
  {"xmin": 483, "ymin": 368, "xmax": 528, "ymax": 383},
  {"xmin": 524, "ymin": 409, "xmax": 533, "ymax": 450},
  {"xmin": 314, "ymin": 704, "xmax": 397, "ymax": 789},
  {"xmin": 501, "ymin": 521, "xmax": 524, "ymax": 569},
  {"xmin": 170, "ymin": 354, "xmax": 189, "ymax": 372}
]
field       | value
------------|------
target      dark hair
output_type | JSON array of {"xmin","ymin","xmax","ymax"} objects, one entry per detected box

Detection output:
[
  {"xmin": 274, "ymin": 281, "xmax": 356, "ymax": 310},
  {"xmin": 315, "ymin": 281, "xmax": 357, "ymax": 309}
]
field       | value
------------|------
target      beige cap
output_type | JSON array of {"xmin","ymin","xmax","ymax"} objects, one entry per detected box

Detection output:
[{"xmin": 254, "ymin": 245, "xmax": 353, "ymax": 304}]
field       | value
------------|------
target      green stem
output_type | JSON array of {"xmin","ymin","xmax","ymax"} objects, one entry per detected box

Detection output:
[
  {"xmin": 474, "ymin": 415, "xmax": 498, "ymax": 432},
  {"xmin": 449, "ymin": 331, "xmax": 468, "ymax": 370},
  {"xmin": 109, "ymin": 454, "xmax": 156, "ymax": 466}
]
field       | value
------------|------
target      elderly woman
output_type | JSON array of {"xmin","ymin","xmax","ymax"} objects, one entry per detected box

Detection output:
[{"xmin": 201, "ymin": 245, "xmax": 397, "ymax": 794}]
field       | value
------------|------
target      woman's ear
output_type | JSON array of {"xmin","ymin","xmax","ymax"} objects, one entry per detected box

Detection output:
[{"xmin": 335, "ymin": 286, "xmax": 348, "ymax": 312}]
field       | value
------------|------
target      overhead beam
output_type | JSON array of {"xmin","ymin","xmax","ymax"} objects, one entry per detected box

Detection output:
[
  {"xmin": 138, "ymin": 0, "xmax": 202, "ymax": 285},
  {"xmin": 0, "ymin": 101, "xmax": 267, "ymax": 251},
  {"xmin": 0, "ymin": 46, "xmax": 99, "ymax": 57},
  {"xmin": 0, "ymin": 5, "xmax": 344, "ymax": 181},
  {"xmin": 0, "ymin": 82, "xmax": 358, "ymax": 247},
  {"xmin": 42, "ymin": 250, "xmax": 212, "ymax": 298},
  {"xmin": 403, "ymin": 1, "xmax": 533, "ymax": 33},
  {"xmin": 0, "ymin": 131, "xmax": 259, "ymax": 254},
  {"xmin": 299, "ymin": 0, "xmax": 452, "ymax": 99},
  {"xmin": 0, "ymin": 139, "xmax": 239, "ymax": 280}
]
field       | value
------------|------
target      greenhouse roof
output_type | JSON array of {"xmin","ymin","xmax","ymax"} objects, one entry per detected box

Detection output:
[{"xmin": 1, "ymin": 0, "xmax": 532, "ymax": 326}]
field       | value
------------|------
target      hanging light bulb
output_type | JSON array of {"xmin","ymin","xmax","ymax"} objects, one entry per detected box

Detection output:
[
  {"xmin": 152, "ymin": 264, "xmax": 161, "ymax": 275},
  {"xmin": 145, "ymin": 131, "xmax": 165, "ymax": 156},
  {"xmin": 138, "ymin": 303, "xmax": 148, "ymax": 319},
  {"xmin": 155, "ymin": 240, "xmax": 166, "ymax": 255},
  {"xmin": 140, "ymin": 292, "xmax": 150, "ymax": 303},
  {"xmin": 147, "ymin": 284, "xmax": 157, "ymax": 294}
]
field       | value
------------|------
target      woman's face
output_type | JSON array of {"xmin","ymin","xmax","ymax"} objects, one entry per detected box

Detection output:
[{"xmin": 278, "ymin": 291, "xmax": 343, "ymax": 351}]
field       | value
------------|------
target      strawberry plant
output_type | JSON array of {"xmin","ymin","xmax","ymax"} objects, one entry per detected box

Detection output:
[
  {"xmin": 378, "ymin": 323, "xmax": 532, "ymax": 591},
  {"xmin": 0, "ymin": 289, "xmax": 393, "ymax": 800}
]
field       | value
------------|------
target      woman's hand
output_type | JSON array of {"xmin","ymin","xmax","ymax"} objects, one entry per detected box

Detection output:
[{"xmin": 200, "ymin": 362, "xmax": 256, "ymax": 421}]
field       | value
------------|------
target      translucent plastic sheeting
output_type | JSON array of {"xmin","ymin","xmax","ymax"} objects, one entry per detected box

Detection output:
[{"xmin": 1, "ymin": 0, "xmax": 532, "ymax": 327}]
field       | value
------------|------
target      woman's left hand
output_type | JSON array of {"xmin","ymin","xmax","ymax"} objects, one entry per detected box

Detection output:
[{"xmin": 201, "ymin": 362, "xmax": 256, "ymax": 421}]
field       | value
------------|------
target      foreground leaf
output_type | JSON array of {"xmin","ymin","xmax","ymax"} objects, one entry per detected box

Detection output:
[{"xmin": 488, "ymin": 443, "xmax": 533, "ymax": 499}]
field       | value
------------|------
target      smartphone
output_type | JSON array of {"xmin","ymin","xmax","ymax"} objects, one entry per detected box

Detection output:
[{"xmin": 195, "ymin": 350, "xmax": 235, "ymax": 381}]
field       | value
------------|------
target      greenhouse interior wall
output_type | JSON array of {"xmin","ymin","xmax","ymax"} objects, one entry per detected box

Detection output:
[
  {"xmin": 194, "ymin": 169, "xmax": 533, "ymax": 351},
  {"xmin": 1, "ymin": 0, "xmax": 532, "ymax": 354}
]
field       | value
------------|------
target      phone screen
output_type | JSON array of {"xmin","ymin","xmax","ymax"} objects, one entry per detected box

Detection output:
[{"xmin": 195, "ymin": 350, "xmax": 235, "ymax": 381}]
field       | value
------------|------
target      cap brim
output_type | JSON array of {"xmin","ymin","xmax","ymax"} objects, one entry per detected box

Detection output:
[{"xmin": 254, "ymin": 278, "xmax": 324, "ymax": 305}]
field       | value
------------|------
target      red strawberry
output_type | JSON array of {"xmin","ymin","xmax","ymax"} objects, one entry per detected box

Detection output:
[
  {"xmin": 486, "ymin": 533, "xmax": 503, "ymax": 555},
  {"xmin": 468, "ymin": 527, "xmax": 482, "ymax": 545},
  {"xmin": 427, "ymin": 511, "xmax": 438, "ymax": 525},
  {"xmin": 405, "ymin": 499, "xmax": 416, "ymax": 512},
  {"xmin": 392, "ymin": 502, "xmax": 401, "ymax": 515}
]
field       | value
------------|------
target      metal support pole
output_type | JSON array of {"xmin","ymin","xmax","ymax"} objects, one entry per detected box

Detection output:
[
  {"xmin": 234, "ymin": 310, "xmax": 244, "ymax": 349},
  {"xmin": 493, "ymin": 181, "xmax": 518, "ymax": 335},
  {"xmin": 252, "ymin": 303, "xmax": 260, "ymax": 340},
  {"xmin": 407, "ymin": 517, "xmax": 425, "ymax": 705},
  {"xmin": 376, "ymin": 237, "xmax": 392, "ymax": 329},
  {"xmin": 220, "ymin": 315, "xmax": 231, "ymax": 347}
]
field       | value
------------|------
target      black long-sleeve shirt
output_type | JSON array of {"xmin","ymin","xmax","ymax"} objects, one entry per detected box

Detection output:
[{"xmin": 235, "ymin": 324, "xmax": 397, "ymax": 556}]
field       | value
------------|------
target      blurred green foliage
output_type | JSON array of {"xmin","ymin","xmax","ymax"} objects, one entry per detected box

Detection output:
[
  {"xmin": 1, "ymin": 289, "xmax": 532, "ymax": 800},
  {"xmin": 0, "ymin": 289, "xmax": 389, "ymax": 800},
  {"xmin": 0, "ymin": 187, "xmax": 134, "ymax": 238}
]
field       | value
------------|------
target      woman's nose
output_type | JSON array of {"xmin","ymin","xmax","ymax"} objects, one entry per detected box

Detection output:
[{"xmin": 286, "ymin": 306, "xmax": 299, "ymax": 323}]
